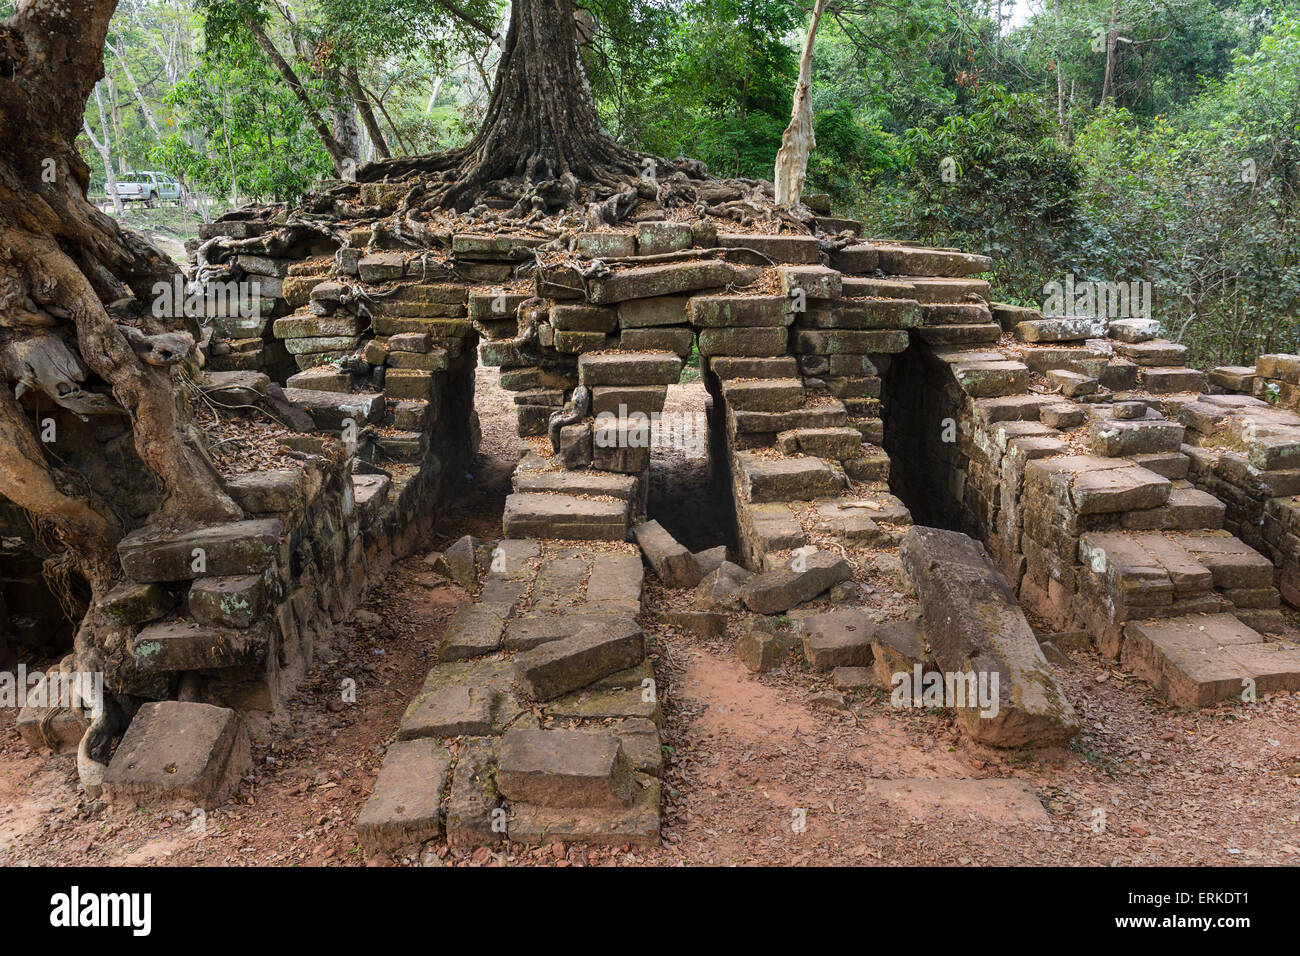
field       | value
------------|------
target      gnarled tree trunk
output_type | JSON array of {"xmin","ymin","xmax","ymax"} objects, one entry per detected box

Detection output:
[{"xmin": 0, "ymin": 0, "xmax": 242, "ymax": 751}]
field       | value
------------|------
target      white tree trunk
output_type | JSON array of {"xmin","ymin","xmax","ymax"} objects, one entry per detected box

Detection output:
[
  {"xmin": 774, "ymin": 0, "xmax": 826, "ymax": 207},
  {"xmin": 85, "ymin": 85, "xmax": 123, "ymax": 216}
]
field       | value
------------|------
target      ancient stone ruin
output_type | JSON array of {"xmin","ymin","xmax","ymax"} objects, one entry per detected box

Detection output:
[{"xmin": 9, "ymin": 171, "xmax": 1300, "ymax": 858}]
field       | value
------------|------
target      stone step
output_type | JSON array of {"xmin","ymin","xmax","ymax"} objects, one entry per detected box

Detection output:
[
  {"xmin": 285, "ymin": 367, "xmax": 355, "ymax": 393},
  {"xmin": 1045, "ymin": 368, "xmax": 1097, "ymax": 397},
  {"xmin": 1015, "ymin": 316, "xmax": 1106, "ymax": 343},
  {"xmin": 716, "ymin": 233, "xmax": 823, "ymax": 264},
  {"xmin": 1122, "ymin": 613, "xmax": 1300, "ymax": 706},
  {"xmin": 589, "ymin": 261, "xmax": 754, "ymax": 304},
  {"xmin": 801, "ymin": 608, "xmax": 875, "ymax": 670},
  {"xmin": 1114, "ymin": 339, "xmax": 1188, "ymax": 366},
  {"xmin": 117, "ymin": 519, "xmax": 282, "ymax": 583},
  {"xmin": 737, "ymin": 451, "xmax": 842, "ymax": 503},
  {"xmin": 729, "ymin": 400, "xmax": 849, "ymax": 436},
  {"xmin": 512, "ymin": 468, "xmax": 639, "ymax": 501},
  {"xmin": 1141, "ymin": 366, "xmax": 1205, "ymax": 394},
  {"xmin": 873, "ymin": 245, "xmax": 992, "ymax": 277},
  {"xmin": 953, "ymin": 360, "xmax": 1029, "ymax": 398},
  {"xmin": 688, "ymin": 294, "xmax": 791, "ymax": 328},
  {"xmin": 914, "ymin": 323, "xmax": 1001, "ymax": 347},
  {"xmin": 1121, "ymin": 487, "xmax": 1225, "ymax": 531},
  {"xmin": 578, "ymin": 350, "xmax": 683, "ymax": 386},
  {"xmin": 775, "ymin": 426, "xmax": 862, "ymax": 460},
  {"xmin": 357, "ymin": 738, "xmax": 451, "ymax": 856},
  {"xmin": 280, "ymin": 387, "xmax": 384, "ymax": 430},
  {"xmin": 920, "ymin": 302, "xmax": 993, "ymax": 326},
  {"xmin": 1109, "ymin": 318, "xmax": 1160, "ymax": 343},
  {"xmin": 497, "ymin": 727, "xmax": 636, "ymax": 808},
  {"xmin": 513, "ymin": 620, "xmax": 646, "ymax": 700},
  {"xmin": 502, "ymin": 492, "xmax": 631, "ymax": 541},
  {"xmin": 709, "ymin": 355, "xmax": 800, "ymax": 380},
  {"xmin": 1086, "ymin": 417, "xmax": 1184, "ymax": 457},
  {"xmin": 903, "ymin": 276, "xmax": 992, "ymax": 303},
  {"xmin": 102, "ymin": 702, "xmax": 250, "ymax": 811},
  {"xmin": 720, "ymin": 378, "xmax": 805, "ymax": 412}
]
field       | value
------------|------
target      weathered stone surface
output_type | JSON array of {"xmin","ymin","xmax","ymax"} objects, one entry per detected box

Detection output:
[
  {"xmin": 899, "ymin": 526, "xmax": 1079, "ymax": 748},
  {"xmin": 689, "ymin": 295, "xmax": 792, "ymax": 328},
  {"xmin": 132, "ymin": 619, "xmax": 268, "ymax": 673},
  {"xmin": 118, "ymin": 519, "xmax": 282, "ymax": 582},
  {"xmin": 513, "ymin": 620, "xmax": 645, "ymax": 700},
  {"xmin": 507, "ymin": 774, "xmax": 659, "ymax": 847},
  {"xmin": 736, "ymin": 617, "xmax": 799, "ymax": 672},
  {"xmin": 187, "ymin": 574, "xmax": 265, "ymax": 629},
  {"xmin": 103, "ymin": 702, "xmax": 249, "ymax": 810},
  {"xmin": 721, "ymin": 379, "xmax": 804, "ymax": 412},
  {"xmin": 633, "ymin": 519, "xmax": 702, "ymax": 588},
  {"xmin": 434, "ymin": 534, "xmax": 479, "ymax": 589},
  {"xmin": 620, "ymin": 326, "xmax": 694, "ymax": 357},
  {"xmin": 503, "ymin": 492, "xmax": 630, "ymax": 540},
  {"xmin": 579, "ymin": 350, "xmax": 683, "ymax": 386},
  {"xmin": 694, "ymin": 545, "xmax": 728, "ymax": 576},
  {"xmin": 589, "ymin": 261, "xmax": 745, "ymax": 304},
  {"xmin": 636, "ymin": 219, "xmax": 693, "ymax": 255},
  {"xmin": 802, "ymin": 608, "xmax": 874, "ymax": 670},
  {"xmin": 738, "ymin": 452, "xmax": 841, "ymax": 503},
  {"xmin": 439, "ymin": 603, "xmax": 508, "ymax": 661},
  {"xmin": 400, "ymin": 683, "xmax": 495, "ymax": 738},
  {"xmin": 281, "ymin": 388, "xmax": 384, "ymax": 428},
  {"xmin": 497, "ymin": 728, "xmax": 635, "ymax": 808},
  {"xmin": 356, "ymin": 738, "xmax": 450, "ymax": 855},
  {"xmin": 871, "ymin": 619, "xmax": 928, "ymax": 689},
  {"xmin": 446, "ymin": 737, "xmax": 502, "ymax": 847},
  {"xmin": 97, "ymin": 582, "xmax": 175, "ymax": 626},
  {"xmin": 693, "ymin": 560, "xmax": 753, "ymax": 610},
  {"xmin": 739, "ymin": 549, "xmax": 853, "ymax": 614},
  {"xmin": 697, "ymin": 326, "xmax": 788, "ymax": 357},
  {"xmin": 590, "ymin": 385, "xmax": 668, "ymax": 417}
]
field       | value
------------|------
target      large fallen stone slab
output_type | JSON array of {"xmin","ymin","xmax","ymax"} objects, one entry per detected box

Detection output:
[
  {"xmin": 438, "ymin": 603, "xmax": 508, "ymax": 662},
  {"xmin": 356, "ymin": 738, "xmax": 451, "ymax": 856},
  {"xmin": 899, "ymin": 526, "xmax": 1079, "ymax": 748},
  {"xmin": 513, "ymin": 619, "xmax": 645, "ymax": 700},
  {"xmin": 496, "ymin": 727, "xmax": 635, "ymax": 808},
  {"xmin": 633, "ymin": 520, "xmax": 702, "ymax": 588},
  {"xmin": 739, "ymin": 549, "xmax": 852, "ymax": 614},
  {"xmin": 103, "ymin": 702, "xmax": 249, "ymax": 810}
]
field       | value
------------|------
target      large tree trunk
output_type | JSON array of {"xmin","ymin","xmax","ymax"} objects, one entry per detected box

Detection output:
[
  {"xmin": 359, "ymin": 0, "xmax": 648, "ymax": 219},
  {"xmin": 0, "ymin": 0, "xmax": 242, "ymax": 745}
]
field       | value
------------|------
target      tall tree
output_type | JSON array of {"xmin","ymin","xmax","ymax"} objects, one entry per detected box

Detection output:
[{"xmin": 774, "ymin": 0, "xmax": 826, "ymax": 206}]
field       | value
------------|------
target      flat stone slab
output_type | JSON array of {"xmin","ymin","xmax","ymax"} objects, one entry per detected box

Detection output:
[
  {"xmin": 514, "ymin": 619, "xmax": 645, "ymax": 700},
  {"xmin": 738, "ymin": 452, "xmax": 841, "ymax": 503},
  {"xmin": 504, "ymin": 611, "xmax": 636, "ymax": 651},
  {"xmin": 103, "ymin": 702, "xmax": 249, "ymax": 810},
  {"xmin": 399, "ymin": 684, "xmax": 495, "ymax": 738},
  {"xmin": 497, "ymin": 728, "xmax": 635, "ymax": 809},
  {"xmin": 588, "ymin": 261, "xmax": 749, "ymax": 304},
  {"xmin": 133, "ymin": 619, "xmax": 269, "ymax": 673},
  {"xmin": 503, "ymin": 492, "xmax": 630, "ymax": 541},
  {"xmin": 900, "ymin": 526, "xmax": 1079, "ymax": 748},
  {"xmin": 578, "ymin": 350, "xmax": 683, "ymax": 386},
  {"xmin": 513, "ymin": 469, "xmax": 638, "ymax": 501},
  {"xmin": 357, "ymin": 738, "xmax": 450, "ymax": 856},
  {"xmin": 446, "ymin": 737, "xmax": 502, "ymax": 848},
  {"xmin": 739, "ymin": 549, "xmax": 852, "ymax": 614},
  {"xmin": 857, "ymin": 778, "xmax": 1049, "ymax": 824},
  {"xmin": 438, "ymin": 603, "xmax": 508, "ymax": 662},
  {"xmin": 508, "ymin": 775, "xmax": 660, "ymax": 847}
]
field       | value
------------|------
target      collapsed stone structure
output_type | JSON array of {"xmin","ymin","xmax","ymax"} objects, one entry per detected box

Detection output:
[{"xmin": 9, "ymin": 172, "xmax": 1300, "ymax": 855}]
